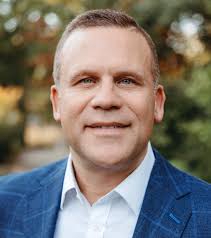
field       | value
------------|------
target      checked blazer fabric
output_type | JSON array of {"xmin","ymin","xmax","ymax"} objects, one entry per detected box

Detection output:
[{"xmin": 0, "ymin": 149, "xmax": 211, "ymax": 238}]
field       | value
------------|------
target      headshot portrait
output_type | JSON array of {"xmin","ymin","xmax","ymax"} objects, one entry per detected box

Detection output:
[{"xmin": 0, "ymin": 6, "xmax": 210, "ymax": 238}]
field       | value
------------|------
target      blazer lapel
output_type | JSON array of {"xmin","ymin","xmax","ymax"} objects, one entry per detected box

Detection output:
[
  {"xmin": 133, "ymin": 150, "xmax": 192, "ymax": 238},
  {"xmin": 24, "ymin": 159, "xmax": 67, "ymax": 238}
]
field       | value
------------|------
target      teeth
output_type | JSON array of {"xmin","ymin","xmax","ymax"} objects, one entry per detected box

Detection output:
[{"xmin": 95, "ymin": 126, "xmax": 122, "ymax": 128}]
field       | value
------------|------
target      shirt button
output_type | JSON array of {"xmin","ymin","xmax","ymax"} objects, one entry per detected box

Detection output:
[{"xmin": 93, "ymin": 224, "xmax": 102, "ymax": 232}]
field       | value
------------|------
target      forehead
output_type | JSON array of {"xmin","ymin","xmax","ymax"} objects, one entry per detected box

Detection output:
[{"xmin": 60, "ymin": 27, "xmax": 152, "ymax": 77}]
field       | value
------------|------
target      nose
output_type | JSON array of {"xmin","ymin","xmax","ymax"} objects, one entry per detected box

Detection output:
[{"xmin": 90, "ymin": 77, "xmax": 122, "ymax": 110}]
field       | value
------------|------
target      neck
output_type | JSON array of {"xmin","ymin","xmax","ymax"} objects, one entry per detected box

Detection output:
[{"xmin": 71, "ymin": 155, "xmax": 144, "ymax": 205}]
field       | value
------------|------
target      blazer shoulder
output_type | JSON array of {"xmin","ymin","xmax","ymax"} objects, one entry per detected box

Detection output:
[
  {"xmin": 185, "ymin": 170, "xmax": 211, "ymax": 212},
  {"xmin": 154, "ymin": 148, "xmax": 210, "ymax": 187},
  {"xmin": 155, "ymin": 149, "xmax": 211, "ymax": 211},
  {"xmin": 169, "ymin": 157, "xmax": 210, "ymax": 193},
  {"xmin": 0, "ymin": 159, "xmax": 67, "ymax": 236},
  {"xmin": 0, "ymin": 158, "xmax": 67, "ymax": 196}
]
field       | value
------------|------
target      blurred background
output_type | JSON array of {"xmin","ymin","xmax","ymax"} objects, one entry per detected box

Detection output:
[{"xmin": 0, "ymin": 0, "xmax": 211, "ymax": 182}]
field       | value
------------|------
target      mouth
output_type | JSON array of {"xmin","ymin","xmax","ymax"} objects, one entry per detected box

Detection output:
[
  {"xmin": 85, "ymin": 122, "xmax": 130, "ymax": 136},
  {"xmin": 90, "ymin": 125, "xmax": 126, "ymax": 128},
  {"xmin": 86, "ymin": 122, "xmax": 130, "ymax": 129}
]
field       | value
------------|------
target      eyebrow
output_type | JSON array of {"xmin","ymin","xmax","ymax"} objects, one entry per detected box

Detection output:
[
  {"xmin": 68, "ymin": 70, "xmax": 99, "ymax": 82},
  {"xmin": 69, "ymin": 69, "xmax": 145, "ymax": 82},
  {"xmin": 112, "ymin": 71, "xmax": 145, "ymax": 81}
]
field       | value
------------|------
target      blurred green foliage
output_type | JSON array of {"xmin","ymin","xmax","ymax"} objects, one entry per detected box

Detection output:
[{"xmin": 0, "ymin": 0, "xmax": 211, "ymax": 181}]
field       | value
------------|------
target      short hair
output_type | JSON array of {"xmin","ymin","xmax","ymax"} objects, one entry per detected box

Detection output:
[{"xmin": 53, "ymin": 9, "xmax": 160, "ymax": 85}]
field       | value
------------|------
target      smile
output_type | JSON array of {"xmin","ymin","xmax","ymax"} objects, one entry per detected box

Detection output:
[
  {"xmin": 85, "ymin": 122, "xmax": 130, "ymax": 136},
  {"xmin": 86, "ymin": 122, "xmax": 130, "ymax": 128},
  {"xmin": 89, "ymin": 125, "xmax": 128, "ymax": 129}
]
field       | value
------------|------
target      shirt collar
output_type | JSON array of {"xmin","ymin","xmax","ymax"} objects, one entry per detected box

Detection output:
[
  {"xmin": 60, "ymin": 154, "xmax": 80, "ymax": 210},
  {"xmin": 114, "ymin": 142, "xmax": 155, "ymax": 215},
  {"xmin": 60, "ymin": 142, "xmax": 155, "ymax": 214}
]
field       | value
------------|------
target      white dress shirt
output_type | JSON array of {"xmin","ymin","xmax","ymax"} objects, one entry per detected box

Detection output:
[{"xmin": 54, "ymin": 143, "xmax": 155, "ymax": 238}]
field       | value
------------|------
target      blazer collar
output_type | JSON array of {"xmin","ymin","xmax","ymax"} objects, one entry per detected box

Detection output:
[
  {"xmin": 24, "ymin": 159, "xmax": 68, "ymax": 238},
  {"xmin": 133, "ymin": 149, "xmax": 191, "ymax": 238}
]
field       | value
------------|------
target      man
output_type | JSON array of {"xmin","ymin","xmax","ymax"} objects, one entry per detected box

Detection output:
[{"xmin": 0, "ymin": 9, "xmax": 210, "ymax": 238}]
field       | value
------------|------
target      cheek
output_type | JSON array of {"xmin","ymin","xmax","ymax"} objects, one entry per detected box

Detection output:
[
  {"xmin": 59, "ymin": 100, "xmax": 81, "ymax": 143},
  {"xmin": 59, "ymin": 92, "xmax": 91, "ymax": 129},
  {"xmin": 60, "ymin": 92, "xmax": 84, "ymax": 115},
  {"xmin": 58, "ymin": 97, "xmax": 77, "ymax": 128},
  {"xmin": 123, "ymin": 93, "xmax": 155, "ymax": 122}
]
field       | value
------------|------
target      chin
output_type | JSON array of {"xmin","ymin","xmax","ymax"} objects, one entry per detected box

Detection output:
[{"xmin": 85, "ymin": 149, "xmax": 134, "ymax": 171}]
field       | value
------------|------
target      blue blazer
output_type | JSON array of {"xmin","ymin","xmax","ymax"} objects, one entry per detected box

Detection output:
[{"xmin": 0, "ymin": 150, "xmax": 210, "ymax": 238}]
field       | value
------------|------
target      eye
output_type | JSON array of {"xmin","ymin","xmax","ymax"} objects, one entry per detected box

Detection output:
[
  {"xmin": 79, "ymin": 77, "xmax": 96, "ymax": 84},
  {"xmin": 117, "ymin": 77, "xmax": 136, "ymax": 85}
]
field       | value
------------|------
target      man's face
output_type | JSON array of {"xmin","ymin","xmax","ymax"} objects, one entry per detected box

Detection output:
[{"xmin": 51, "ymin": 27, "xmax": 165, "ymax": 172}]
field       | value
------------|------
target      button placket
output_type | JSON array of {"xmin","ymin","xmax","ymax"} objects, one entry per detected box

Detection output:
[{"xmin": 86, "ymin": 199, "xmax": 112, "ymax": 238}]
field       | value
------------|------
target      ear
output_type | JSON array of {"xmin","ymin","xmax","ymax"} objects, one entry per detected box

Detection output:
[
  {"xmin": 154, "ymin": 84, "xmax": 166, "ymax": 123},
  {"xmin": 50, "ymin": 85, "xmax": 61, "ymax": 122}
]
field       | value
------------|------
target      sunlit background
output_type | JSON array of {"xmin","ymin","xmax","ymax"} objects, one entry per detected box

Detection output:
[{"xmin": 0, "ymin": 0, "xmax": 211, "ymax": 182}]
